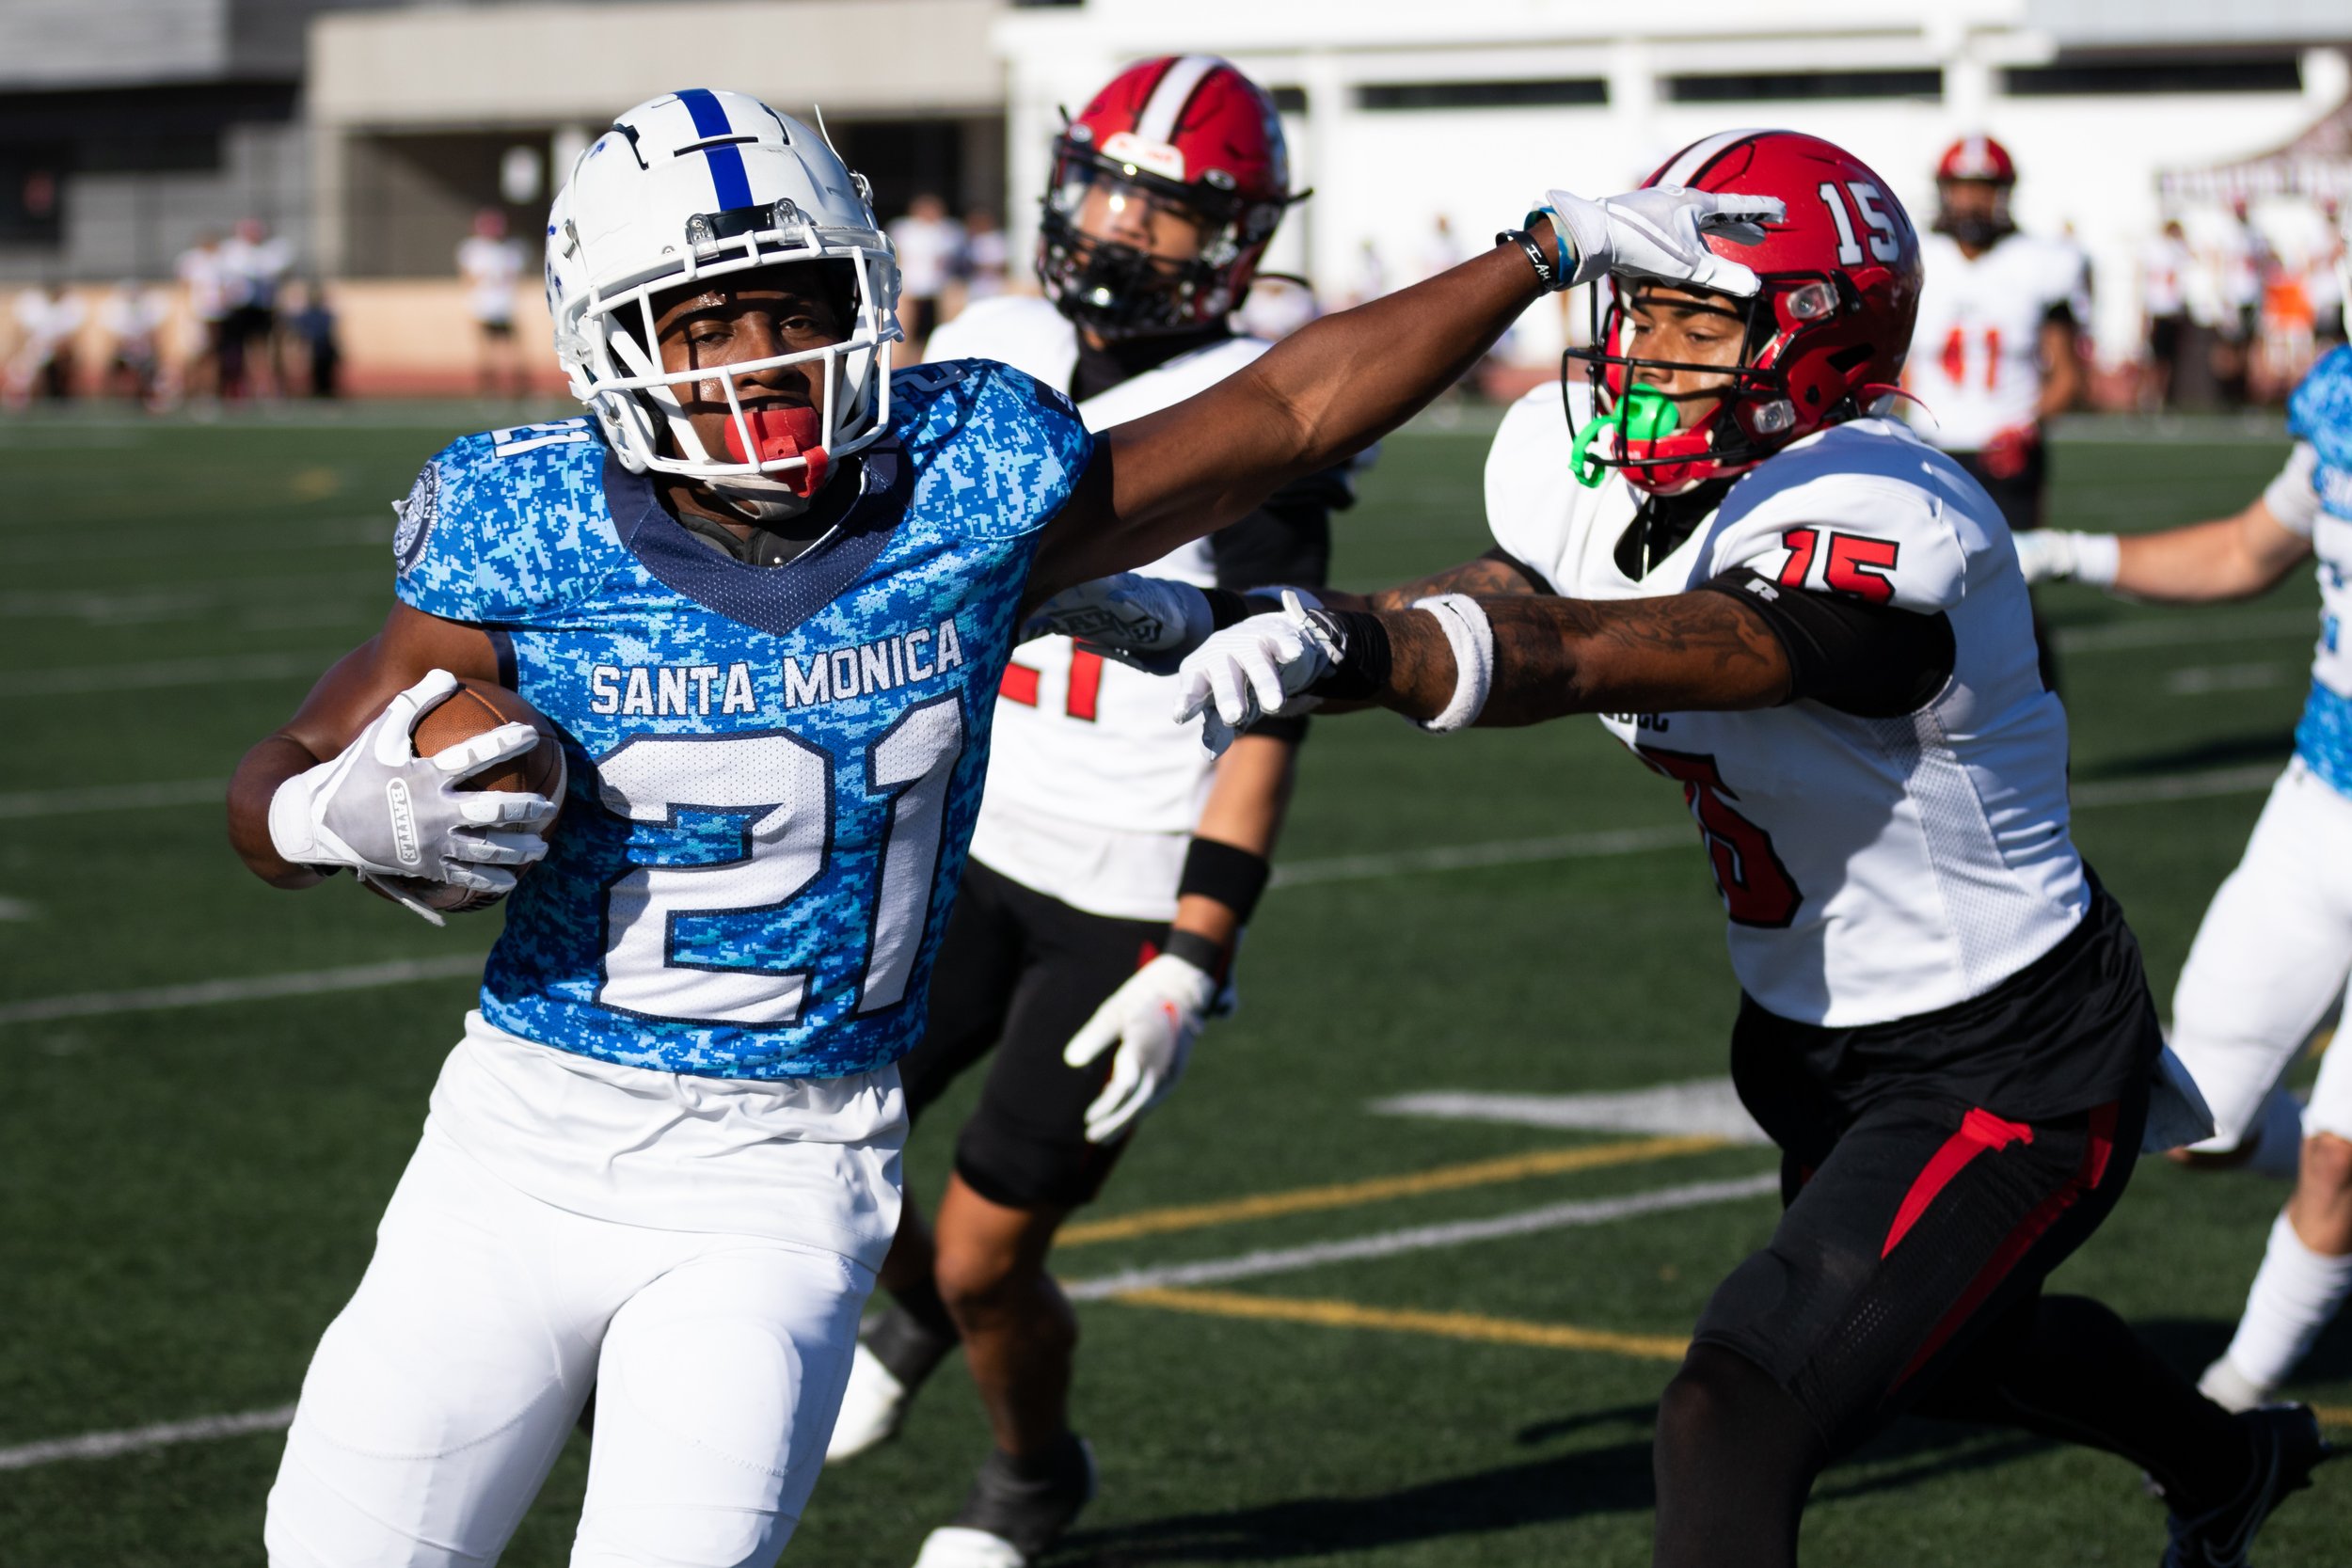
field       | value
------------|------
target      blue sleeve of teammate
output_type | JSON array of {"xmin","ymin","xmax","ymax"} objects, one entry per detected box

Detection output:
[
  {"xmin": 898, "ymin": 359, "xmax": 1095, "ymax": 541},
  {"xmin": 2287, "ymin": 346, "xmax": 2352, "ymax": 467},
  {"xmin": 393, "ymin": 431, "xmax": 610, "ymax": 626}
]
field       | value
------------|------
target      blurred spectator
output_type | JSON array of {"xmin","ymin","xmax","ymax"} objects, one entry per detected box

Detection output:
[
  {"xmin": 176, "ymin": 232, "xmax": 228, "ymax": 398},
  {"xmin": 1349, "ymin": 238, "xmax": 1388, "ymax": 306},
  {"xmin": 1417, "ymin": 213, "xmax": 1463, "ymax": 283},
  {"xmin": 285, "ymin": 279, "xmax": 342, "ymax": 399},
  {"xmin": 457, "ymin": 208, "xmax": 528, "ymax": 399},
  {"xmin": 956, "ymin": 208, "xmax": 1009, "ymax": 303},
  {"xmin": 219, "ymin": 216, "xmax": 291, "ymax": 399},
  {"xmin": 1237, "ymin": 272, "xmax": 1319, "ymax": 341},
  {"xmin": 889, "ymin": 193, "xmax": 962, "ymax": 346},
  {"xmin": 97, "ymin": 279, "xmax": 170, "ymax": 405},
  {"xmin": 7, "ymin": 281, "xmax": 85, "ymax": 405},
  {"xmin": 2140, "ymin": 220, "xmax": 2190, "ymax": 410},
  {"xmin": 2313, "ymin": 200, "xmax": 2345, "ymax": 349}
]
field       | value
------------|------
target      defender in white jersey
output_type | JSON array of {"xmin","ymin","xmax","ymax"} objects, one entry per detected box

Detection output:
[
  {"xmin": 1081, "ymin": 130, "xmax": 2328, "ymax": 1566},
  {"xmin": 824, "ymin": 58, "xmax": 1343, "ymax": 1568},
  {"xmin": 2024, "ymin": 346, "xmax": 2352, "ymax": 1418}
]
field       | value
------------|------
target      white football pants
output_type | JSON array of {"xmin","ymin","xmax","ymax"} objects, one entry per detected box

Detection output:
[
  {"xmin": 263, "ymin": 1118, "xmax": 872, "ymax": 1568},
  {"xmin": 2170, "ymin": 759, "xmax": 2352, "ymax": 1148}
]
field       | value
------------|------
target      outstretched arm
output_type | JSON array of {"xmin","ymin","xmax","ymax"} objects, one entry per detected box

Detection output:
[
  {"xmin": 1324, "ymin": 591, "xmax": 1791, "ymax": 727},
  {"xmin": 1025, "ymin": 182, "xmax": 1786, "ymax": 604},
  {"xmin": 2018, "ymin": 478, "xmax": 2312, "ymax": 603}
]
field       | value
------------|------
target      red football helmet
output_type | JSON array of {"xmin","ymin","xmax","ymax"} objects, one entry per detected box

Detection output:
[
  {"xmin": 1039, "ymin": 55, "xmax": 1301, "ymax": 338},
  {"xmin": 1936, "ymin": 135, "xmax": 2017, "ymax": 185},
  {"xmin": 1933, "ymin": 134, "xmax": 2018, "ymax": 246},
  {"xmin": 1565, "ymin": 129, "xmax": 1924, "ymax": 494}
]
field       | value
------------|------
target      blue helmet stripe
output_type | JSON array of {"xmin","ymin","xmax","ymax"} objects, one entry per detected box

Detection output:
[
  {"xmin": 675, "ymin": 87, "xmax": 732, "ymax": 137},
  {"xmin": 674, "ymin": 87, "xmax": 755, "ymax": 211}
]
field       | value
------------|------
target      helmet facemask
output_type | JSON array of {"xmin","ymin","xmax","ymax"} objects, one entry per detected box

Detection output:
[
  {"xmin": 1038, "ymin": 135, "xmax": 1284, "ymax": 339},
  {"xmin": 1563, "ymin": 272, "xmax": 1858, "ymax": 494},
  {"xmin": 1932, "ymin": 178, "xmax": 2015, "ymax": 250},
  {"xmin": 556, "ymin": 198, "xmax": 900, "ymax": 513}
]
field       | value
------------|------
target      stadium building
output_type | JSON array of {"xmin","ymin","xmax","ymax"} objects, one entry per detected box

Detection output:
[{"xmin": 0, "ymin": 0, "xmax": 2346, "ymax": 388}]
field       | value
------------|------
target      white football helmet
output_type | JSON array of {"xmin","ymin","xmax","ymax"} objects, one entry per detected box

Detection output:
[{"xmin": 545, "ymin": 88, "xmax": 901, "ymax": 499}]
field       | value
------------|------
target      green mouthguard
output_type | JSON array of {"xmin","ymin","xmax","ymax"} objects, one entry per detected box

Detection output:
[{"xmin": 1570, "ymin": 383, "xmax": 1680, "ymax": 488}]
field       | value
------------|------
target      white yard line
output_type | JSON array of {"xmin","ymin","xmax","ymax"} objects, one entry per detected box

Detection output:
[
  {"xmin": 0, "ymin": 1172, "xmax": 1776, "ymax": 1469},
  {"xmin": 5, "ymin": 650, "xmax": 344, "ymax": 696},
  {"xmin": 0, "ymin": 1405, "xmax": 297, "ymax": 1472},
  {"xmin": 0, "ymin": 779, "xmax": 224, "ymax": 819},
  {"xmin": 1062, "ymin": 1173, "xmax": 1779, "ymax": 1302},
  {"xmin": 0, "ymin": 955, "xmax": 485, "ymax": 1026},
  {"xmin": 1371, "ymin": 1081, "xmax": 1772, "ymax": 1145}
]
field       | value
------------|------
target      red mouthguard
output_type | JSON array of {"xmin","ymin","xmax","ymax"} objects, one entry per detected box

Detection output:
[{"xmin": 722, "ymin": 405, "xmax": 830, "ymax": 497}]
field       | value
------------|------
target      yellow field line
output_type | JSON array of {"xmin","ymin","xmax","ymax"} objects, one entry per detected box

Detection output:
[
  {"xmin": 1057, "ymin": 1133, "xmax": 1728, "ymax": 1247},
  {"xmin": 2315, "ymin": 1404, "xmax": 2352, "ymax": 1430},
  {"xmin": 1117, "ymin": 1285, "xmax": 1691, "ymax": 1362}
]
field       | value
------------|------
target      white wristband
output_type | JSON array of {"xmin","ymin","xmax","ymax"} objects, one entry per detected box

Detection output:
[
  {"xmin": 266, "ymin": 769, "xmax": 324, "ymax": 865},
  {"xmin": 2073, "ymin": 531, "xmax": 2122, "ymax": 591},
  {"xmin": 1410, "ymin": 594, "xmax": 1494, "ymax": 733}
]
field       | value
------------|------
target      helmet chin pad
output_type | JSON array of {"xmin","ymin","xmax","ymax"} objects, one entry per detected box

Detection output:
[{"xmin": 722, "ymin": 404, "xmax": 831, "ymax": 497}]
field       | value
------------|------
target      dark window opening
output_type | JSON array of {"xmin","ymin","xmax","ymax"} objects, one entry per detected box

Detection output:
[
  {"xmin": 2001, "ymin": 58, "xmax": 2301, "ymax": 97},
  {"xmin": 0, "ymin": 144, "xmax": 70, "ymax": 246},
  {"xmin": 1665, "ymin": 70, "xmax": 1942, "ymax": 103},
  {"xmin": 1357, "ymin": 79, "xmax": 1608, "ymax": 111},
  {"xmin": 1271, "ymin": 86, "xmax": 1309, "ymax": 116}
]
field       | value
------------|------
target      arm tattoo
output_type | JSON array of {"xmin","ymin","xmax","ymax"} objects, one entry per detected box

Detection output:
[
  {"xmin": 1367, "ymin": 551, "xmax": 1542, "ymax": 611},
  {"xmin": 1370, "ymin": 591, "xmax": 1792, "ymax": 726}
]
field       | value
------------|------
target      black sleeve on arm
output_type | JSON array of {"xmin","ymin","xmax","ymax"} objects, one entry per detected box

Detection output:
[
  {"xmin": 1696, "ymin": 568, "xmax": 1955, "ymax": 719},
  {"xmin": 1209, "ymin": 463, "xmax": 1350, "ymax": 593}
]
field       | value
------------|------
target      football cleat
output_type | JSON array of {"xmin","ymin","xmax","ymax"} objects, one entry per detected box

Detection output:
[
  {"xmin": 825, "ymin": 1342, "xmax": 913, "ymax": 1463},
  {"xmin": 911, "ymin": 1434, "xmax": 1096, "ymax": 1567},
  {"xmin": 2160, "ymin": 1403, "xmax": 2332, "ymax": 1566}
]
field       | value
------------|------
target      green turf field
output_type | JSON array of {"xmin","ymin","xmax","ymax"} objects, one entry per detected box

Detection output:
[{"xmin": 0, "ymin": 404, "xmax": 2343, "ymax": 1565}]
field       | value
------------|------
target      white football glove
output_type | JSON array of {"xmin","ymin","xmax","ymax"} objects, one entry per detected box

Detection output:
[
  {"xmin": 1020, "ymin": 572, "xmax": 1216, "ymax": 675},
  {"xmin": 1173, "ymin": 591, "xmax": 1338, "ymax": 755},
  {"xmin": 1535, "ymin": 184, "xmax": 1787, "ymax": 296},
  {"xmin": 2012, "ymin": 528, "xmax": 2121, "ymax": 588},
  {"xmin": 1063, "ymin": 952, "xmax": 1220, "ymax": 1144},
  {"xmin": 268, "ymin": 669, "xmax": 558, "ymax": 911}
]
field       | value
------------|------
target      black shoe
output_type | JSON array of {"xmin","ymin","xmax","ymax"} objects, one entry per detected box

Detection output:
[
  {"xmin": 915, "ymin": 1433, "xmax": 1096, "ymax": 1566},
  {"xmin": 2161, "ymin": 1403, "xmax": 2334, "ymax": 1566}
]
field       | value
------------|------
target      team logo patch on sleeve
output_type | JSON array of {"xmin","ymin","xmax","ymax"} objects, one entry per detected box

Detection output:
[{"xmin": 392, "ymin": 465, "xmax": 440, "ymax": 576}]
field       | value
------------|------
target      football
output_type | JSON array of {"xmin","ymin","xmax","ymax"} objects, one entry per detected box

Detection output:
[{"xmin": 367, "ymin": 677, "xmax": 567, "ymax": 915}]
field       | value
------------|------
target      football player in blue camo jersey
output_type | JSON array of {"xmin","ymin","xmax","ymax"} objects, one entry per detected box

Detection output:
[
  {"xmin": 2023, "ymin": 346, "xmax": 2352, "ymax": 1420},
  {"xmin": 226, "ymin": 87, "xmax": 1771, "ymax": 1568}
]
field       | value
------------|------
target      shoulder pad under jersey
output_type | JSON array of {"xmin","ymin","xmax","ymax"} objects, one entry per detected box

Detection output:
[
  {"xmin": 894, "ymin": 358, "xmax": 1093, "ymax": 542},
  {"xmin": 394, "ymin": 417, "xmax": 613, "ymax": 626}
]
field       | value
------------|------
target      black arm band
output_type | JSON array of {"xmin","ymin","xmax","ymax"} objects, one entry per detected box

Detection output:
[
  {"xmin": 1302, "ymin": 608, "xmax": 1393, "ymax": 702},
  {"xmin": 1203, "ymin": 586, "xmax": 1256, "ymax": 629},
  {"xmin": 1177, "ymin": 836, "xmax": 1271, "ymax": 923},
  {"xmin": 1242, "ymin": 712, "xmax": 1311, "ymax": 745},
  {"xmin": 1696, "ymin": 568, "xmax": 1955, "ymax": 718},
  {"xmin": 1161, "ymin": 927, "xmax": 1229, "ymax": 976}
]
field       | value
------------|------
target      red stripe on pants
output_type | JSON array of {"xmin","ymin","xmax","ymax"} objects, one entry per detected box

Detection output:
[
  {"xmin": 1890, "ymin": 1101, "xmax": 2119, "ymax": 1391},
  {"xmin": 1882, "ymin": 1107, "xmax": 2035, "ymax": 1259}
]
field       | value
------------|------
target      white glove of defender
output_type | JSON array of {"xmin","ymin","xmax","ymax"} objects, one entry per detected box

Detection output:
[
  {"xmin": 1064, "ymin": 952, "xmax": 1220, "ymax": 1144},
  {"xmin": 1534, "ymin": 185, "xmax": 1787, "ymax": 295},
  {"xmin": 2012, "ymin": 529, "xmax": 2121, "ymax": 587},
  {"xmin": 1173, "ymin": 591, "xmax": 1338, "ymax": 755},
  {"xmin": 268, "ymin": 669, "xmax": 557, "ymax": 896},
  {"xmin": 1019, "ymin": 572, "xmax": 1216, "ymax": 675}
]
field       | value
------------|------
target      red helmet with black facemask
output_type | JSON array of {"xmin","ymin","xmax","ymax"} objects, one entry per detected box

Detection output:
[
  {"xmin": 1039, "ymin": 55, "xmax": 1301, "ymax": 339},
  {"xmin": 1564, "ymin": 129, "xmax": 1924, "ymax": 494}
]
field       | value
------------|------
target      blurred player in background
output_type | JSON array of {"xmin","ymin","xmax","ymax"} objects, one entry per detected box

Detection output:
[
  {"xmin": 97, "ymin": 279, "xmax": 169, "ymax": 405},
  {"xmin": 6, "ymin": 279, "xmax": 83, "ymax": 404},
  {"xmin": 1051, "ymin": 128, "xmax": 2328, "ymax": 1567},
  {"xmin": 2021, "ymin": 344, "xmax": 2352, "ymax": 1419},
  {"xmin": 2142, "ymin": 219, "xmax": 2192, "ymax": 411},
  {"xmin": 891, "ymin": 192, "xmax": 963, "ymax": 347},
  {"xmin": 458, "ymin": 207, "xmax": 528, "ymax": 399},
  {"xmin": 1907, "ymin": 136, "xmax": 2086, "ymax": 689},
  {"xmin": 222, "ymin": 83, "xmax": 1695, "ymax": 1568},
  {"xmin": 822, "ymin": 55, "xmax": 1340, "ymax": 1568}
]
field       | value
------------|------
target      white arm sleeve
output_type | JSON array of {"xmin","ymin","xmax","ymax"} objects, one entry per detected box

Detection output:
[{"xmin": 2263, "ymin": 443, "xmax": 2323, "ymax": 539}]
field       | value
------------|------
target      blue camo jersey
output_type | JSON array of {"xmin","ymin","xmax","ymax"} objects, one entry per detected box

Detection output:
[
  {"xmin": 392, "ymin": 361, "xmax": 1092, "ymax": 1078},
  {"xmin": 2285, "ymin": 349, "xmax": 2352, "ymax": 796}
]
